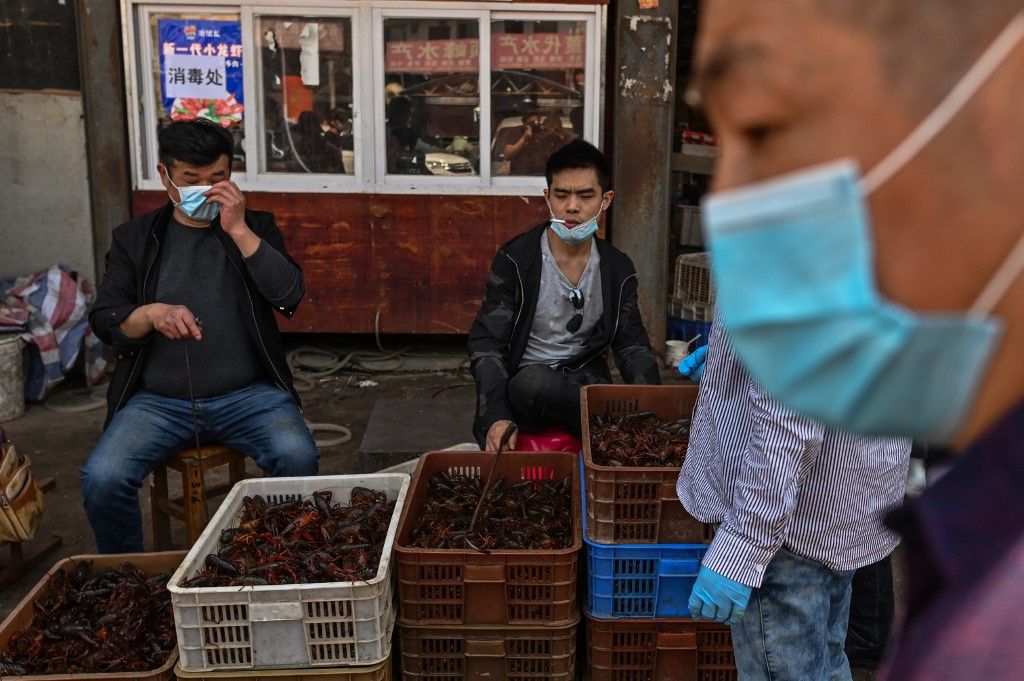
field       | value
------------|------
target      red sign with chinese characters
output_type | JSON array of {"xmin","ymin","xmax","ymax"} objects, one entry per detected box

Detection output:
[
  {"xmin": 385, "ymin": 33, "xmax": 585, "ymax": 74},
  {"xmin": 493, "ymin": 33, "xmax": 585, "ymax": 70}
]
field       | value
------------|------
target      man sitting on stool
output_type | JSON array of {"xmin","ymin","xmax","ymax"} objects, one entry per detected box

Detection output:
[
  {"xmin": 468, "ymin": 140, "xmax": 660, "ymax": 451},
  {"xmin": 82, "ymin": 119, "xmax": 319, "ymax": 553}
]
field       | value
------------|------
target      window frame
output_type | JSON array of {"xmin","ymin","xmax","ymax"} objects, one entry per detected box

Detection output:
[
  {"xmin": 247, "ymin": 6, "xmax": 364, "ymax": 190},
  {"xmin": 122, "ymin": 0, "xmax": 605, "ymax": 196},
  {"xmin": 373, "ymin": 7, "xmax": 490, "ymax": 191},
  {"xmin": 489, "ymin": 10, "xmax": 600, "ymax": 192}
]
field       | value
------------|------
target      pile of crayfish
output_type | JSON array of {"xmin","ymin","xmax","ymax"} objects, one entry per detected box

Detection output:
[
  {"xmin": 0, "ymin": 561, "xmax": 175, "ymax": 676},
  {"xmin": 409, "ymin": 470, "xmax": 572, "ymax": 551},
  {"xmin": 590, "ymin": 411, "xmax": 691, "ymax": 467},
  {"xmin": 182, "ymin": 488, "xmax": 394, "ymax": 587}
]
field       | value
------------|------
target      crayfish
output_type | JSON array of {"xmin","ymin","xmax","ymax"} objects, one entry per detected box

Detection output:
[
  {"xmin": 0, "ymin": 562, "xmax": 175, "ymax": 675},
  {"xmin": 590, "ymin": 411, "xmax": 691, "ymax": 467},
  {"xmin": 409, "ymin": 471, "xmax": 572, "ymax": 551},
  {"xmin": 182, "ymin": 488, "xmax": 394, "ymax": 588}
]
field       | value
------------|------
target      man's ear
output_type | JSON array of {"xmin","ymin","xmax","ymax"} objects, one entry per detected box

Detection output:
[{"xmin": 602, "ymin": 190, "xmax": 615, "ymax": 210}]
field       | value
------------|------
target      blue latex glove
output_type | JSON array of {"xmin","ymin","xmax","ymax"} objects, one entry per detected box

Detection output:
[
  {"xmin": 688, "ymin": 564, "xmax": 752, "ymax": 625},
  {"xmin": 678, "ymin": 345, "xmax": 708, "ymax": 382}
]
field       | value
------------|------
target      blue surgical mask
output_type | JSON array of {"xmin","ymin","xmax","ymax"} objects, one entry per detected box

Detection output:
[
  {"xmin": 168, "ymin": 178, "xmax": 220, "ymax": 222},
  {"xmin": 547, "ymin": 201, "xmax": 606, "ymax": 245},
  {"xmin": 702, "ymin": 13, "xmax": 1024, "ymax": 442}
]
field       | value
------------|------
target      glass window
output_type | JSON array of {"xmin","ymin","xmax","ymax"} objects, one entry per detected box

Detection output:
[
  {"xmin": 490, "ymin": 20, "xmax": 586, "ymax": 177},
  {"xmin": 382, "ymin": 18, "xmax": 481, "ymax": 177},
  {"xmin": 131, "ymin": 3, "xmax": 598, "ymax": 191},
  {"xmin": 255, "ymin": 16, "xmax": 355, "ymax": 175},
  {"xmin": 148, "ymin": 12, "xmax": 246, "ymax": 172}
]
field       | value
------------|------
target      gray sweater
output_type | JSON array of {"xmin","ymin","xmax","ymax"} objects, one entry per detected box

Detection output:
[{"xmin": 140, "ymin": 219, "xmax": 301, "ymax": 399}]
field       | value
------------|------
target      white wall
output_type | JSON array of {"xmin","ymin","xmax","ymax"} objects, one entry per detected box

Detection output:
[{"xmin": 0, "ymin": 91, "xmax": 95, "ymax": 284}]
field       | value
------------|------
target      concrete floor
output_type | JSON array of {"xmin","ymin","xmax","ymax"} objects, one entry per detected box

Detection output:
[
  {"xmin": 0, "ymin": 337, "xmax": 479, "ymax": 614},
  {"xmin": 0, "ymin": 336, "xmax": 894, "ymax": 679}
]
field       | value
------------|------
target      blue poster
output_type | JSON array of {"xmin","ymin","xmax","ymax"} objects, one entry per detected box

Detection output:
[{"xmin": 157, "ymin": 18, "xmax": 244, "ymax": 127}]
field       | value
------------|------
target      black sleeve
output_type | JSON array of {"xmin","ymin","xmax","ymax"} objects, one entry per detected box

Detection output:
[
  {"xmin": 611, "ymin": 271, "xmax": 662, "ymax": 385},
  {"xmin": 467, "ymin": 250, "xmax": 520, "ymax": 446},
  {"xmin": 89, "ymin": 226, "xmax": 147, "ymax": 350},
  {"xmin": 244, "ymin": 240, "xmax": 304, "ymax": 309},
  {"xmin": 247, "ymin": 212, "xmax": 305, "ymax": 318}
]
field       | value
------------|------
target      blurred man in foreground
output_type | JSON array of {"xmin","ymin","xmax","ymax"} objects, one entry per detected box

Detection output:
[{"xmin": 692, "ymin": 2, "xmax": 1024, "ymax": 678}]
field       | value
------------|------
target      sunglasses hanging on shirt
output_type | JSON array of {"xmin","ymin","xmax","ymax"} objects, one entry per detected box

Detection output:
[{"xmin": 567, "ymin": 288, "xmax": 585, "ymax": 333}]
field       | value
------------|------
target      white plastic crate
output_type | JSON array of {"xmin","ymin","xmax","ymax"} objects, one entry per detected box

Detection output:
[
  {"xmin": 673, "ymin": 252, "xmax": 715, "ymax": 305},
  {"xmin": 669, "ymin": 297, "xmax": 714, "ymax": 322},
  {"xmin": 168, "ymin": 474, "xmax": 410, "ymax": 673}
]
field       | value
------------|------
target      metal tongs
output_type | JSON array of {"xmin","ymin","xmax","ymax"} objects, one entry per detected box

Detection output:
[{"xmin": 465, "ymin": 422, "xmax": 518, "ymax": 552}]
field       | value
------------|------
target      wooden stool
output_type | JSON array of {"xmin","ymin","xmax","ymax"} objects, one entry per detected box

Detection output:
[{"xmin": 150, "ymin": 445, "xmax": 248, "ymax": 550}]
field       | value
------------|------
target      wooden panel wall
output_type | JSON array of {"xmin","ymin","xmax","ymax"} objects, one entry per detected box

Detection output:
[{"xmin": 132, "ymin": 191, "xmax": 550, "ymax": 334}]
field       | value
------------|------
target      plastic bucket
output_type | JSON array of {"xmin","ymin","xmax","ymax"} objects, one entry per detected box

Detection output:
[{"xmin": 0, "ymin": 335, "xmax": 25, "ymax": 422}]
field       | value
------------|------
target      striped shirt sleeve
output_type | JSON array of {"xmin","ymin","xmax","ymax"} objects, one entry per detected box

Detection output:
[{"xmin": 701, "ymin": 376, "xmax": 826, "ymax": 588}]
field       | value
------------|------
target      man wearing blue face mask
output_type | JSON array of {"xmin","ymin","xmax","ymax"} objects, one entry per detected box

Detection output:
[
  {"xmin": 468, "ymin": 140, "xmax": 660, "ymax": 451},
  {"xmin": 691, "ymin": 2, "xmax": 1024, "ymax": 679},
  {"xmin": 83, "ymin": 119, "xmax": 318, "ymax": 553}
]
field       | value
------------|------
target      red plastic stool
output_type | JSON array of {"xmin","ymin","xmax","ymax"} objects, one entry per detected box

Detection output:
[{"xmin": 515, "ymin": 427, "xmax": 582, "ymax": 453}]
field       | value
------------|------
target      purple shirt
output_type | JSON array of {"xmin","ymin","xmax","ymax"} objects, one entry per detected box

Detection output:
[{"xmin": 883, "ymin": 400, "xmax": 1024, "ymax": 679}]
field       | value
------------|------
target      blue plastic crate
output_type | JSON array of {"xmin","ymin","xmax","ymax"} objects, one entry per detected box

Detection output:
[
  {"xmin": 581, "ymin": 460, "xmax": 710, "ymax": 618},
  {"xmin": 668, "ymin": 316, "xmax": 711, "ymax": 348},
  {"xmin": 585, "ymin": 537, "xmax": 708, "ymax": 618}
]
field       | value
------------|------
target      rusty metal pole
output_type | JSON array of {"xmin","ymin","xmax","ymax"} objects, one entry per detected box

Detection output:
[
  {"xmin": 610, "ymin": 0, "xmax": 678, "ymax": 358},
  {"xmin": 75, "ymin": 0, "xmax": 132, "ymax": 282}
]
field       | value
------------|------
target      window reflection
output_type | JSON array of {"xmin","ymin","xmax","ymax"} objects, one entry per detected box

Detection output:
[
  {"xmin": 490, "ymin": 20, "xmax": 585, "ymax": 176},
  {"xmin": 383, "ymin": 18, "xmax": 480, "ymax": 176},
  {"xmin": 256, "ymin": 16, "xmax": 354, "ymax": 174}
]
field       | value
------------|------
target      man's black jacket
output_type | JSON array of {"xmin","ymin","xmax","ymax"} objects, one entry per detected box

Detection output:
[
  {"xmin": 468, "ymin": 224, "xmax": 661, "ymax": 445},
  {"xmin": 89, "ymin": 203, "xmax": 303, "ymax": 426}
]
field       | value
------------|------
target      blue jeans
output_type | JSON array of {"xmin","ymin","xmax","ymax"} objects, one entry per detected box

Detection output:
[
  {"xmin": 81, "ymin": 382, "xmax": 319, "ymax": 553},
  {"xmin": 732, "ymin": 547, "xmax": 856, "ymax": 681}
]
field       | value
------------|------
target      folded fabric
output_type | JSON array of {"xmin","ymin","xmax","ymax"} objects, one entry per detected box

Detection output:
[{"xmin": 0, "ymin": 264, "xmax": 107, "ymax": 401}]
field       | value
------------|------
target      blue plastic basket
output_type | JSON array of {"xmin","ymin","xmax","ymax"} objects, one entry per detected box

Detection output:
[
  {"xmin": 581, "ymin": 460, "xmax": 710, "ymax": 618},
  {"xmin": 585, "ymin": 537, "xmax": 708, "ymax": 618},
  {"xmin": 668, "ymin": 316, "xmax": 711, "ymax": 348}
]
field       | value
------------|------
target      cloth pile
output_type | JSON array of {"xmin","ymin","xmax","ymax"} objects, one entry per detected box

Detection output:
[{"xmin": 0, "ymin": 264, "xmax": 107, "ymax": 401}]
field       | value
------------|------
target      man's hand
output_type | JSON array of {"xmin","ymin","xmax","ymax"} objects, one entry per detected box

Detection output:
[
  {"xmin": 688, "ymin": 564, "xmax": 752, "ymax": 625},
  {"xmin": 146, "ymin": 303, "xmax": 202, "ymax": 341},
  {"xmin": 485, "ymin": 420, "xmax": 518, "ymax": 452},
  {"xmin": 678, "ymin": 345, "xmax": 708, "ymax": 382},
  {"xmin": 205, "ymin": 181, "xmax": 260, "ymax": 256}
]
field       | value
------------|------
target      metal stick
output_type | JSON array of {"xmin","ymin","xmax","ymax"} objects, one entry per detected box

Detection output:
[
  {"xmin": 184, "ymin": 339, "xmax": 209, "ymax": 520},
  {"xmin": 465, "ymin": 422, "xmax": 517, "ymax": 551}
]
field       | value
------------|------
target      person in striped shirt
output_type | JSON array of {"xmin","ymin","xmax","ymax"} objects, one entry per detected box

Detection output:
[{"xmin": 677, "ymin": 321, "xmax": 911, "ymax": 680}]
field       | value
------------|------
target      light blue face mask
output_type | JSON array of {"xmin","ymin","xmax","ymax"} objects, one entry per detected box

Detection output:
[
  {"xmin": 168, "ymin": 177, "xmax": 220, "ymax": 222},
  {"xmin": 547, "ymin": 200, "xmax": 606, "ymax": 245},
  {"xmin": 702, "ymin": 13, "xmax": 1024, "ymax": 442}
]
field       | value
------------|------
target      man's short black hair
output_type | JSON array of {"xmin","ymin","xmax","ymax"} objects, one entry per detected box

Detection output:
[
  {"xmin": 158, "ymin": 119, "xmax": 235, "ymax": 169},
  {"xmin": 545, "ymin": 140, "xmax": 611, "ymax": 192}
]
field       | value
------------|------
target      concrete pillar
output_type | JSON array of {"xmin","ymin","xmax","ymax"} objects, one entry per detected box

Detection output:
[
  {"xmin": 610, "ymin": 0, "xmax": 679, "ymax": 356},
  {"xmin": 76, "ymin": 0, "xmax": 132, "ymax": 280}
]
